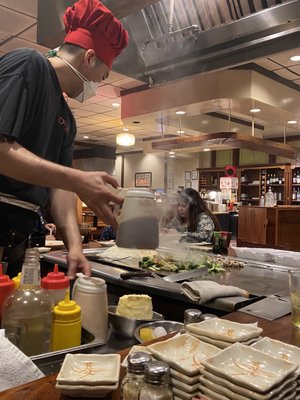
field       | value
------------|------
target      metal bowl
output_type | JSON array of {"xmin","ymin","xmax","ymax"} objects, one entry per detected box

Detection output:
[
  {"xmin": 108, "ymin": 305, "xmax": 164, "ymax": 339},
  {"xmin": 134, "ymin": 320, "xmax": 184, "ymax": 343}
]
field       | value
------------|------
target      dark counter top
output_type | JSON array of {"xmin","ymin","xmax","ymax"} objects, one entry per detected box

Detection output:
[{"xmin": 42, "ymin": 250, "xmax": 289, "ymax": 315}]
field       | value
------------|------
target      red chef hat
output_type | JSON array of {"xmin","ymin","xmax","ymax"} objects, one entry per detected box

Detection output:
[{"xmin": 63, "ymin": 0, "xmax": 129, "ymax": 69}]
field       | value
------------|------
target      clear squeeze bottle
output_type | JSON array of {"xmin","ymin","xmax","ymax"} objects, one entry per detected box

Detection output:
[
  {"xmin": 52, "ymin": 290, "xmax": 81, "ymax": 351},
  {"xmin": 1, "ymin": 248, "xmax": 54, "ymax": 356}
]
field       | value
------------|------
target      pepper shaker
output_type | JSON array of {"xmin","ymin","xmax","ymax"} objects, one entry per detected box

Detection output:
[{"xmin": 121, "ymin": 352, "xmax": 151, "ymax": 400}]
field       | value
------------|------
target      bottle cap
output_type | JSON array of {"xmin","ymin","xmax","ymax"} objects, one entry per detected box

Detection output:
[
  {"xmin": 41, "ymin": 264, "xmax": 70, "ymax": 289},
  {"xmin": 75, "ymin": 275, "xmax": 106, "ymax": 294},
  {"xmin": 0, "ymin": 264, "xmax": 14, "ymax": 288},
  {"xmin": 54, "ymin": 290, "xmax": 81, "ymax": 322},
  {"xmin": 183, "ymin": 308, "xmax": 202, "ymax": 325},
  {"xmin": 127, "ymin": 352, "xmax": 152, "ymax": 374},
  {"xmin": 12, "ymin": 272, "xmax": 22, "ymax": 289},
  {"xmin": 144, "ymin": 361, "xmax": 170, "ymax": 385}
]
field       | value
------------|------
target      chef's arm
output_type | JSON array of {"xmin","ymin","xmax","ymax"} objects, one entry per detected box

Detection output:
[
  {"xmin": 0, "ymin": 140, "xmax": 122, "ymax": 228},
  {"xmin": 48, "ymin": 188, "xmax": 91, "ymax": 278}
]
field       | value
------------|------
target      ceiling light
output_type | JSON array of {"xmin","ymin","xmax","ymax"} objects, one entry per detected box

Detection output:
[
  {"xmin": 175, "ymin": 111, "xmax": 186, "ymax": 115},
  {"xmin": 169, "ymin": 151, "xmax": 175, "ymax": 155},
  {"xmin": 287, "ymin": 120, "xmax": 298, "ymax": 124},
  {"xmin": 177, "ymin": 130, "xmax": 185, "ymax": 134},
  {"xmin": 112, "ymin": 102, "xmax": 120, "ymax": 107},
  {"xmin": 116, "ymin": 133, "xmax": 135, "ymax": 146},
  {"xmin": 123, "ymin": 127, "xmax": 129, "ymax": 131},
  {"xmin": 290, "ymin": 55, "xmax": 300, "ymax": 62},
  {"xmin": 203, "ymin": 148, "xmax": 210, "ymax": 152},
  {"xmin": 170, "ymin": 155, "xmax": 176, "ymax": 158},
  {"xmin": 83, "ymin": 135, "xmax": 89, "ymax": 139},
  {"xmin": 250, "ymin": 108, "xmax": 261, "ymax": 113}
]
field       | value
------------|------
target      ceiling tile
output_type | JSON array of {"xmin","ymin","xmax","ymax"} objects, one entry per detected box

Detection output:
[
  {"xmin": 273, "ymin": 68, "xmax": 299, "ymax": 80},
  {"xmin": 73, "ymin": 109, "xmax": 97, "ymax": 118},
  {"xmin": 105, "ymin": 70, "xmax": 127, "ymax": 83},
  {"xmin": 255, "ymin": 58, "xmax": 281, "ymax": 71},
  {"xmin": 81, "ymin": 104, "xmax": 112, "ymax": 114},
  {"xmin": 0, "ymin": 36, "xmax": 48, "ymax": 53},
  {"xmin": 0, "ymin": 0, "xmax": 37, "ymax": 18},
  {"xmin": 0, "ymin": 6, "xmax": 35, "ymax": 37},
  {"xmin": 19, "ymin": 24, "xmax": 37, "ymax": 42},
  {"xmin": 112, "ymin": 77, "xmax": 145, "ymax": 90},
  {"xmin": 98, "ymin": 84, "xmax": 121, "ymax": 98},
  {"xmin": 268, "ymin": 47, "xmax": 300, "ymax": 67},
  {"xmin": 288, "ymin": 65, "xmax": 300, "ymax": 76}
]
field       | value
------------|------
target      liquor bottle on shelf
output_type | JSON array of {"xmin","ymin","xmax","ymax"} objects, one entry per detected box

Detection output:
[
  {"xmin": 293, "ymin": 171, "xmax": 297, "ymax": 184},
  {"xmin": 292, "ymin": 188, "xmax": 297, "ymax": 200},
  {"xmin": 278, "ymin": 173, "xmax": 282, "ymax": 185},
  {"xmin": 297, "ymin": 170, "xmax": 300, "ymax": 184},
  {"xmin": 297, "ymin": 189, "xmax": 300, "ymax": 201},
  {"xmin": 267, "ymin": 174, "xmax": 270, "ymax": 185}
]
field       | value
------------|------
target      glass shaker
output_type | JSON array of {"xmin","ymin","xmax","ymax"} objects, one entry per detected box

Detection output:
[
  {"xmin": 121, "ymin": 352, "xmax": 151, "ymax": 400},
  {"xmin": 181, "ymin": 308, "xmax": 203, "ymax": 333},
  {"xmin": 139, "ymin": 361, "xmax": 173, "ymax": 400}
]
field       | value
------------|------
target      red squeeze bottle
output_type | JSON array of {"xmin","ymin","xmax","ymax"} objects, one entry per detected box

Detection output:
[{"xmin": 0, "ymin": 263, "xmax": 15, "ymax": 322}]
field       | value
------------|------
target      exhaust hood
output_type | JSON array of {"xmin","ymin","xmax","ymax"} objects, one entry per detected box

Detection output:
[{"xmin": 37, "ymin": 0, "xmax": 300, "ymax": 85}]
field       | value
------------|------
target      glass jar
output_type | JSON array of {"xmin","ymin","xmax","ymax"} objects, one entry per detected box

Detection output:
[
  {"xmin": 121, "ymin": 352, "xmax": 151, "ymax": 400},
  {"xmin": 139, "ymin": 361, "xmax": 173, "ymax": 400}
]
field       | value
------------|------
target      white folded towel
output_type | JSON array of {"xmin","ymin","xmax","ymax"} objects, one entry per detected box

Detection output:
[
  {"xmin": 181, "ymin": 280, "xmax": 249, "ymax": 304},
  {"xmin": 0, "ymin": 330, "xmax": 44, "ymax": 392}
]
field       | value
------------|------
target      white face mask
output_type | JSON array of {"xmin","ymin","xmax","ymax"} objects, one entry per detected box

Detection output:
[{"xmin": 59, "ymin": 56, "xmax": 99, "ymax": 102}]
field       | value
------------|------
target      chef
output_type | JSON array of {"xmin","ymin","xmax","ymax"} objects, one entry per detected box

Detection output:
[{"xmin": 0, "ymin": 0, "xmax": 128, "ymax": 278}]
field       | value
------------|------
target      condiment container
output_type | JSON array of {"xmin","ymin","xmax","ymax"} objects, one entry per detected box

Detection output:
[
  {"xmin": 41, "ymin": 264, "xmax": 70, "ymax": 305},
  {"xmin": 12, "ymin": 272, "xmax": 21, "ymax": 289},
  {"xmin": 1, "ymin": 248, "xmax": 53, "ymax": 356},
  {"xmin": 121, "ymin": 352, "xmax": 151, "ymax": 400},
  {"xmin": 0, "ymin": 264, "xmax": 15, "ymax": 322},
  {"xmin": 52, "ymin": 290, "xmax": 81, "ymax": 351},
  {"xmin": 181, "ymin": 308, "xmax": 202, "ymax": 333},
  {"xmin": 116, "ymin": 188, "xmax": 159, "ymax": 249},
  {"xmin": 139, "ymin": 361, "xmax": 173, "ymax": 400},
  {"xmin": 72, "ymin": 274, "xmax": 108, "ymax": 342}
]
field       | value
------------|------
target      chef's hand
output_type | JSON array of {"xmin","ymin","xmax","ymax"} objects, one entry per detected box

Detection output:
[
  {"xmin": 67, "ymin": 248, "xmax": 91, "ymax": 279},
  {"xmin": 75, "ymin": 171, "xmax": 123, "ymax": 230}
]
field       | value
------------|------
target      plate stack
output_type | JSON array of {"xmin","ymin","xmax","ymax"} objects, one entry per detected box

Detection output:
[
  {"xmin": 199, "ymin": 342, "xmax": 298, "ymax": 400},
  {"xmin": 252, "ymin": 337, "xmax": 300, "ymax": 400},
  {"xmin": 185, "ymin": 318, "xmax": 263, "ymax": 349},
  {"xmin": 148, "ymin": 333, "xmax": 221, "ymax": 400},
  {"xmin": 55, "ymin": 353, "xmax": 121, "ymax": 398}
]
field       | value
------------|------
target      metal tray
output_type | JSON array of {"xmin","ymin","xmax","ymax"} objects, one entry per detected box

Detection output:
[{"xmin": 30, "ymin": 327, "xmax": 108, "ymax": 376}]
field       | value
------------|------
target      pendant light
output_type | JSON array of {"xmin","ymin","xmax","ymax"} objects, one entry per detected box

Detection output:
[{"xmin": 116, "ymin": 132, "xmax": 135, "ymax": 146}]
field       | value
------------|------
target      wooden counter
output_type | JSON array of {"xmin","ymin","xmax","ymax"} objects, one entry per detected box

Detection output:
[
  {"xmin": 1, "ymin": 312, "xmax": 299, "ymax": 400},
  {"xmin": 238, "ymin": 205, "xmax": 300, "ymax": 250}
]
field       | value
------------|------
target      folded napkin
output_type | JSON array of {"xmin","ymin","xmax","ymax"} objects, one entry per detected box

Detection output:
[
  {"xmin": 0, "ymin": 330, "xmax": 44, "ymax": 392},
  {"xmin": 181, "ymin": 280, "xmax": 249, "ymax": 304}
]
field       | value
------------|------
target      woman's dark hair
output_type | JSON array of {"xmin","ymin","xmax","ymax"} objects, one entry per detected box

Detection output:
[{"xmin": 177, "ymin": 188, "xmax": 221, "ymax": 232}]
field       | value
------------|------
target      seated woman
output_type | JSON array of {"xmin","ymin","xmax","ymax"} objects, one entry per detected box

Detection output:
[{"xmin": 168, "ymin": 188, "xmax": 221, "ymax": 243}]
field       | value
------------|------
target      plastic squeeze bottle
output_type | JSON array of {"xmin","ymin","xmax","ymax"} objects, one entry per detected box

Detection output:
[
  {"xmin": 0, "ymin": 264, "xmax": 15, "ymax": 322},
  {"xmin": 41, "ymin": 264, "xmax": 70, "ymax": 306},
  {"xmin": 1, "ymin": 248, "xmax": 54, "ymax": 356},
  {"xmin": 52, "ymin": 290, "xmax": 81, "ymax": 351},
  {"xmin": 12, "ymin": 272, "xmax": 22, "ymax": 289}
]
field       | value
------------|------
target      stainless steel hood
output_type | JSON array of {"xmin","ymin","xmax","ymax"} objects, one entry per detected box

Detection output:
[{"xmin": 37, "ymin": 0, "xmax": 300, "ymax": 86}]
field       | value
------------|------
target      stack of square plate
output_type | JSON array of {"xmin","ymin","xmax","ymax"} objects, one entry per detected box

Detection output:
[
  {"xmin": 252, "ymin": 337, "xmax": 300, "ymax": 400},
  {"xmin": 185, "ymin": 318, "xmax": 263, "ymax": 349},
  {"xmin": 148, "ymin": 333, "xmax": 221, "ymax": 400},
  {"xmin": 55, "ymin": 353, "xmax": 121, "ymax": 398},
  {"xmin": 199, "ymin": 342, "xmax": 298, "ymax": 400}
]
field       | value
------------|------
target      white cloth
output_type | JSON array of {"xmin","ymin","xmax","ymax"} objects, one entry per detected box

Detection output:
[
  {"xmin": 181, "ymin": 280, "xmax": 249, "ymax": 304},
  {"xmin": 0, "ymin": 330, "xmax": 44, "ymax": 392}
]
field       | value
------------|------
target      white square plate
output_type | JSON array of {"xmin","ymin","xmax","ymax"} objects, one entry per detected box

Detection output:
[
  {"xmin": 252, "ymin": 337, "xmax": 300, "ymax": 375},
  {"xmin": 201, "ymin": 343, "xmax": 297, "ymax": 393},
  {"xmin": 170, "ymin": 367, "xmax": 200, "ymax": 385},
  {"xmin": 199, "ymin": 382, "xmax": 296, "ymax": 400},
  {"xmin": 148, "ymin": 334, "xmax": 221, "ymax": 376},
  {"xmin": 56, "ymin": 353, "xmax": 121, "ymax": 386},
  {"xmin": 186, "ymin": 318, "xmax": 263, "ymax": 343},
  {"xmin": 199, "ymin": 374, "xmax": 297, "ymax": 400},
  {"xmin": 189, "ymin": 332, "xmax": 262, "ymax": 349},
  {"xmin": 171, "ymin": 376, "xmax": 199, "ymax": 393},
  {"xmin": 200, "ymin": 368, "xmax": 297, "ymax": 400},
  {"xmin": 55, "ymin": 381, "xmax": 118, "ymax": 398}
]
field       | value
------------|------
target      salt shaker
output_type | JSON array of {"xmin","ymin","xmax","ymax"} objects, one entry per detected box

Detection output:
[
  {"xmin": 182, "ymin": 308, "xmax": 203, "ymax": 333},
  {"xmin": 121, "ymin": 352, "xmax": 151, "ymax": 400},
  {"xmin": 139, "ymin": 361, "xmax": 173, "ymax": 400}
]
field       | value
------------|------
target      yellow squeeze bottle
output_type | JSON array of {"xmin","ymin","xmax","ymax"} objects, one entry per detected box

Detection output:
[
  {"xmin": 12, "ymin": 272, "xmax": 22, "ymax": 289},
  {"xmin": 52, "ymin": 290, "xmax": 81, "ymax": 351}
]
